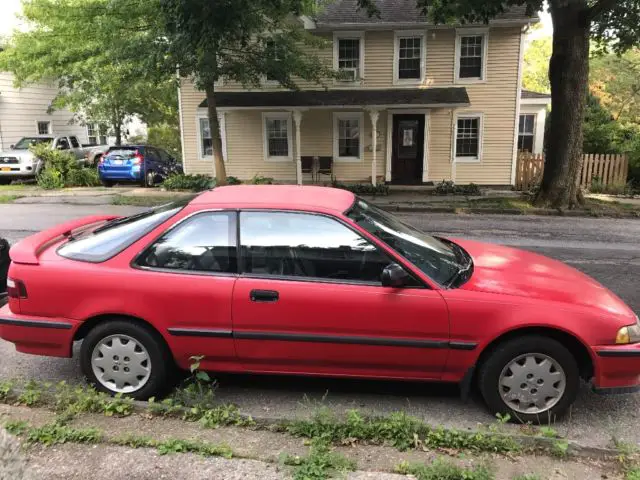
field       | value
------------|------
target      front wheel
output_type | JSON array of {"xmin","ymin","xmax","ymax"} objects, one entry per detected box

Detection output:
[
  {"xmin": 80, "ymin": 319, "xmax": 172, "ymax": 399},
  {"xmin": 478, "ymin": 335, "xmax": 579, "ymax": 424}
]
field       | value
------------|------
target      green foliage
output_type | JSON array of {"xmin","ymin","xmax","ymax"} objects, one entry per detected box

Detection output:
[
  {"xmin": 226, "ymin": 176, "xmax": 242, "ymax": 185},
  {"xmin": 550, "ymin": 439, "xmax": 569, "ymax": 458},
  {"xmin": 36, "ymin": 168, "xmax": 65, "ymax": 190},
  {"xmin": 249, "ymin": 174, "xmax": 275, "ymax": 185},
  {"xmin": 66, "ymin": 167, "xmax": 101, "ymax": 187},
  {"xmin": 331, "ymin": 181, "xmax": 390, "ymax": 196},
  {"xmin": 101, "ymin": 393, "xmax": 134, "ymax": 417},
  {"xmin": 0, "ymin": 380, "xmax": 14, "ymax": 401},
  {"xmin": 148, "ymin": 124, "xmax": 182, "ymax": 161},
  {"xmin": 199, "ymin": 404, "xmax": 254, "ymax": 429},
  {"xmin": 3, "ymin": 421, "xmax": 29, "ymax": 436},
  {"xmin": 627, "ymin": 468, "xmax": 640, "ymax": 480},
  {"xmin": 30, "ymin": 143, "xmax": 100, "ymax": 189},
  {"xmin": 162, "ymin": 174, "xmax": 214, "ymax": 192},
  {"xmin": 283, "ymin": 439, "xmax": 356, "ymax": 480},
  {"xmin": 396, "ymin": 459, "xmax": 494, "ymax": 480},
  {"xmin": 155, "ymin": 438, "xmax": 233, "ymax": 458},
  {"xmin": 23, "ymin": 422, "xmax": 102, "ymax": 446},
  {"xmin": 17, "ymin": 380, "xmax": 42, "ymax": 407},
  {"xmin": 435, "ymin": 180, "xmax": 482, "ymax": 196},
  {"xmin": 112, "ymin": 434, "xmax": 155, "ymax": 449},
  {"xmin": 538, "ymin": 426, "xmax": 558, "ymax": 439},
  {"xmin": 286, "ymin": 409, "xmax": 519, "ymax": 454},
  {"xmin": 523, "ymin": 33, "xmax": 551, "ymax": 94},
  {"xmin": 590, "ymin": 49, "xmax": 640, "ymax": 124}
]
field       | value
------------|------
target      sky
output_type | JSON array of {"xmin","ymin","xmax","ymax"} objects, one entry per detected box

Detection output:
[{"xmin": 0, "ymin": 0, "xmax": 553, "ymax": 37}]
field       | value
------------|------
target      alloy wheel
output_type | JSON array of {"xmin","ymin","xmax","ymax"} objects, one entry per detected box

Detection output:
[{"xmin": 91, "ymin": 334, "xmax": 152, "ymax": 394}]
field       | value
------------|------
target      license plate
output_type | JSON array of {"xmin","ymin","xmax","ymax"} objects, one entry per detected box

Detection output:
[
  {"xmin": 112, "ymin": 160, "xmax": 123, "ymax": 165},
  {"xmin": 0, "ymin": 167, "xmax": 10, "ymax": 172}
]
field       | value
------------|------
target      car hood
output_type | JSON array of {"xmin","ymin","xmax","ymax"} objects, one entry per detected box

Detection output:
[
  {"xmin": 0, "ymin": 150, "xmax": 34, "ymax": 162},
  {"xmin": 454, "ymin": 238, "xmax": 635, "ymax": 318}
]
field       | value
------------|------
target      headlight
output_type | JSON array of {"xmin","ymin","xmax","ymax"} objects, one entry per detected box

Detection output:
[{"xmin": 616, "ymin": 315, "xmax": 640, "ymax": 344}]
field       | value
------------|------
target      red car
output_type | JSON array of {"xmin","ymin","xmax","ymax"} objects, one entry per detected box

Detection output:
[{"xmin": 1, "ymin": 186, "xmax": 639, "ymax": 422}]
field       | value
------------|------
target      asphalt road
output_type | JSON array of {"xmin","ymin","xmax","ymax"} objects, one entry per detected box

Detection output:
[{"xmin": 1, "ymin": 203, "xmax": 639, "ymax": 448}]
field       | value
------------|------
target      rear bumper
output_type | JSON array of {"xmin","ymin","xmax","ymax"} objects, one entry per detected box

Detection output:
[
  {"xmin": 0, "ymin": 304, "xmax": 80, "ymax": 357},
  {"xmin": 592, "ymin": 344, "xmax": 640, "ymax": 394},
  {"xmin": 98, "ymin": 165, "xmax": 142, "ymax": 181}
]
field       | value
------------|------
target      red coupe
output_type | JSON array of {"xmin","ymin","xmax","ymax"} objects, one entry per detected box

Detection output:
[{"xmin": 1, "ymin": 186, "xmax": 639, "ymax": 422}]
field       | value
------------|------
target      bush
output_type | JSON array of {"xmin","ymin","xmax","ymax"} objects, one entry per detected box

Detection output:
[
  {"xmin": 31, "ymin": 144, "xmax": 100, "ymax": 189},
  {"xmin": 226, "ymin": 176, "xmax": 242, "ymax": 185},
  {"xmin": 249, "ymin": 174, "xmax": 274, "ymax": 185},
  {"xmin": 434, "ymin": 180, "xmax": 481, "ymax": 196},
  {"xmin": 36, "ymin": 168, "xmax": 65, "ymax": 190},
  {"xmin": 163, "ymin": 174, "xmax": 214, "ymax": 192},
  {"xmin": 67, "ymin": 168, "xmax": 101, "ymax": 187},
  {"xmin": 331, "ymin": 180, "xmax": 389, "ymax": 196}
]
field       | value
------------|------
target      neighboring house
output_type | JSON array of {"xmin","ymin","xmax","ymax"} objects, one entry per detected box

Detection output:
[
  {"xmin": 178, "ymin": 0, "xmax": 541, "ymax": 186},
  {"xmin": 518, "ymin": 89, "xmax": 551, "ymax": 155},
  {"xmin": 0, "ymin": 72, "xmax": 147, "ymax": 150}
]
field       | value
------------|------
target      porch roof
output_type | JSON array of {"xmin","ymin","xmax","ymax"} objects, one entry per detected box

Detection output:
[{"xmin": 199, "ymin": 87, "xmax": 470, "ymax": 109}]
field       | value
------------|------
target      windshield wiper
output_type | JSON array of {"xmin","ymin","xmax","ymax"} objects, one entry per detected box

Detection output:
[
  {"xmin": 440, "ymin": 240, "xmax": 473, "ymax": 288},
  {"xmin": 92, "ymin": 211, "xmax": 151, "ymax": 234}
]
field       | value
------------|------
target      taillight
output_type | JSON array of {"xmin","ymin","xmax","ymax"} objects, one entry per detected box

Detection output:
[
  {"xmin": 132, "ymin": 152, "xmax": 144, "ymax": 165},
  {"xmin": 6, "ymin": 278, "xmax": 27, "ymax": 299}
]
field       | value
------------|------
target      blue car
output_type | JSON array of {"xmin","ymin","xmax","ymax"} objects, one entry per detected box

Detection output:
[{"xmin": 97, "ymin": 145, "xmax": 183, "ymax": 187}]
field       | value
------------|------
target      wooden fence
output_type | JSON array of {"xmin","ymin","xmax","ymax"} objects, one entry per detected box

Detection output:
[{"xmin": 515, "ymin": 153, "xmax": 629, "ymax": 191}]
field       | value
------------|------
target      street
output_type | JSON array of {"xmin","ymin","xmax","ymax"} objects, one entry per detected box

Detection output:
[{"xmin": 1, "ymin": 203, "xmax": 639, "ymax": 449}]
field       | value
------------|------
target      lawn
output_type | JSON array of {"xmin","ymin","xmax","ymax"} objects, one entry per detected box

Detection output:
[{"xmin": 0, "ymin": 195, "xmax": 20, "ymax": 203}]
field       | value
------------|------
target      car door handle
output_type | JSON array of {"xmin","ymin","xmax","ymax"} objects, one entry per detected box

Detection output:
[{"xmin": 250, "ymin": 289, "xmax": 279, "ymax": 302}]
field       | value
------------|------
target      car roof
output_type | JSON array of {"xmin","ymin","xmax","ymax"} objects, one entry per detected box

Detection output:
[{"xmin": 191, "ymin": 185, "xmax": 356, "ymax": 213}]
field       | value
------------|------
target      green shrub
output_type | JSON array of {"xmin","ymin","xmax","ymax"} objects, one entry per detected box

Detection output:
[
  {"xmin": 67, "ymin": 168, "xmax": 101, "ymax": 187},
  {"xmin": 331, "ymin": 181, "xmax": 389, "ymax": 196},
  {"xmin": 249, "ymin": 174, "xmax": 275, "ymax": 185},
  {"xmin": 147, "ymin": 124, "xmax": 182, "ymax": 161},
  {"xmin": 36, "ymin": 168, "xmax": 65, "ymax": 190},
  {"xmin": 435, "ymin": 180, "xmax": 481, "ymax": 196},
  {"xmin": 163, "ymin": 174, "xmax": 214, "ymax": 192},
  {"xmin": 226, "ymin": 176, "xmax": 242, "ymax": 185},
  {"xmin": 31, "ymin": 144, "xmax": 100, "ymax": 189}
]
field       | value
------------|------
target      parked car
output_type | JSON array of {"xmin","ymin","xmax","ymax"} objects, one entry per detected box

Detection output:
[
  {"xmin": 85, "ymin": 145, "xmax": 111, "ymax": 167},
  {"xmin": 1, "ymin": 186, "xmax": 638, "ymax": 422},
  {"xmin": 0, "ymin": 135, "xmax": 107, "ymax": 183},
  {"xmin": 97, "ymin": 145, "xmax": 182, "ymax": 187}
]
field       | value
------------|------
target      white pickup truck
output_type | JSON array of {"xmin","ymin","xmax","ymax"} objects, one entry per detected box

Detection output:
[{"xmin": 0, "ymin": 135, "xmax": 107, "ymax": 183}]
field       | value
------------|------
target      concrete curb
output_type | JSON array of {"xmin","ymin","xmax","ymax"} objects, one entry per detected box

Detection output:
[{"xmin": 376, "ymin": 204, "xmax": 640, "ymax": 218}]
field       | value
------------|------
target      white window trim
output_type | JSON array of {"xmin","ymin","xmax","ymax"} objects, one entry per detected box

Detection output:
[
  {"xmin": 262, "ymin": 112, "xmax": 293, "ymax": 162},
  {"xmin": 453, "ymin": 112, "xmax": 484, "ymax": 163},
  {"xmin": 454, "ymin": 28, "xmax": 489, "ymax": 84},
  {"xmin": 333, "ymin": 112, "xmax": 365, "ymax": 162},
  {"xmin": 518, "ymin": 113, "xmax": 537, "ymax": 152},
  {"xmin": 393, "ymin": 30, "xmax": 426, "ymax": 86},
  {"xmin": 196, "ymin": 112, "xmax": 228, "ymax": 162},
  {"xmin": 36, "ymin": 120, "xmax": 51, "ymax": 135},
  {"xmin": 333, "ymin": 31, "xmax": 365, "ymax": 85}
]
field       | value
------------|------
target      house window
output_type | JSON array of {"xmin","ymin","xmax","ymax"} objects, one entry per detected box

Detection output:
[
  {"xmin": 263, "ymin": 113, "xmax": 292, "ymax": 161},
  {"xmin": 265, "ymin": 40, "xmax": 283, "ymax": 83},
  {"xmin": 454, "ymin": 115, "xmax": 483, "ymax": 161},
  {"xmin": 456, "ymin": 31, "xmax": 487, "ymax": 81},
  {"xmin": 198, "ymin": 115, "xmax": 227, "ymax": 161},
  {"xmin": 334, "ymin": 33, "xmax": 363, "ymax": 81},
  {"xmin": 396, "ymin": 35, "xmax": 424, "ymax": 81},
  {"xmin": 333, "ymin": 113, "xmax": 363, "ymax": 161},
  {"xmin": 37, "ymin": 121, "xmax": 51, "ymax": 135},
  {"xmin": 87, "ymin": 123, "xmax": 108, "ymax": 144},
  {"xmin": 518, "ymin": 114, "xmax": 536, "ymax": 152}
]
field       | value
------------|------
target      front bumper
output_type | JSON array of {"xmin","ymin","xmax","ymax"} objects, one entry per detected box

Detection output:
[
  {"xmin": 0, "ymin": 303, "xmax": 80, "ymax": 358},
  {"xmin": 592, "ymin": 344, "xmax": 640, "ymax": 394},
  {"xmin": 0, "ymin": 166, "xmax": 37, "ymax": 178}
]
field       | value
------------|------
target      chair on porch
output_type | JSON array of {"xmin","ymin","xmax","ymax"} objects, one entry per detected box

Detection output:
[
  {"xmin": 300, "ymin": 156, "xmax": 315, "ymax": 183},
  {"xmin": 316, "ymin": 157, "xmax": 333, "ymax": 184}
]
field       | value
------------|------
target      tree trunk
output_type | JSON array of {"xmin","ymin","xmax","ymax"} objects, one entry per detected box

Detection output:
[
  {"xmin": 205, "ymin": 83, "xmax": 227, "ymax": 185},
  {"xmin": 534, "ymin": 0, "xmax": 590, "ymax": 209},
  {"xmin": 114, "ymin": 122, "xmax": 122, "ymax": 146}
]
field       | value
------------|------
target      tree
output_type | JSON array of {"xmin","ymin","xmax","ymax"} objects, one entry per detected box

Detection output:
[
  {"xmin": 523, "ymin": 33, "xmax": 552, "ymax": 93},
  {"xmin": 158, "ymin": 0, "xmax": 335, "ymax": 185},
  {"xmin": 358, "ymin": 0, "xmax": 640, "ymax": 208},
  {"xmin": 0, "ymin": 0, "xmax": 176, "ymax": 145},
  {"xmin": 590, "ymin": 49, "xmax": 640, "ymax": 123}
]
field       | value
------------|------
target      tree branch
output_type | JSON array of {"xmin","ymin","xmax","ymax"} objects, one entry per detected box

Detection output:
[{"xmin": 588, "ymin": 0, "xmax": 617, "ymax": 20}]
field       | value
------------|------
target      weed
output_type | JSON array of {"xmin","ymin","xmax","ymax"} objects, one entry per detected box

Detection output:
[
  {"xmin": 17, "ymin": 380, "xmax": 42, "ymax": 407},
  {"xmin": 495, "ymin": 413, "xmax": 511, "ymax": 425},
  {"xmin": 23, "ymin": 422, "xmax": 102, "ymax": 446},
  {"xmin": 199, "ymin": 404, "xmax": 255, "ymax": 429},
  {"xmin": 3, "ymin": 420, "xmax": 28, "ymax": 436},
  {"xmin": 0, "ymin": 380, "xmax": 14, "ymax": 401},
  {"xmin": 52, "ymin": 382, "xmax": 132, "ymax": 418},
  {"xmin": 538, "ymin": 426, "xmax": 558, "ymax": 439},
  {"xmin": 283, "ymin": 439, "xmax": 356, "ymax": 480},
  {"xmin": 147, "ymin": 397, "xmax": 183, "ymax": 417},
  {"xmin": 101, "ymin": 393, "xmax": 134, "ymax": 417},
  {"xmin": 550, "ymin": 439, "xmax": 569, "ymax": 458},
  {"xmin": 0, "ymin": 195, "xmax": 19, "ymax": 203},
  {"xmin": 112, "ymin": 434, "xmax": 155, "ymax": 448},
  {"xmin": 513, "ymin": 475, "xmax": 540, "ymax": 480},
  {"xmin": 396, "ymin": 458, "xmax": 494, "ymax": 480},
  {"xmin": 155, "ymin": 438, "xmax": 233, "ymax": 458},
  {"xmin": 627, "ymin": 468, "xmax": 640, "ymax": 480}
]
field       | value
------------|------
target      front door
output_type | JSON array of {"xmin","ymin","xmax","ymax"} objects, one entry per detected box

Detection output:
[
  {"xmin": 391, "ymin": 114, "xmax": 425, "ymax": 184},
  {"xmin": 232, "ymin": 210, "xmax": 450, "ymax": 380}
]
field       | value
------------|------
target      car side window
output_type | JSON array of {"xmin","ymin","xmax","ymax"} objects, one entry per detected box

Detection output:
[
  {"xmin": 145, "ymin": 148, "xmax": 160, "ymax": 163},
  {"xmin": 239, "ymin": 211, "xmax": 394, "ymax": 284},
  {"xmin": 69, "ymin": 136, "xmax": 80, "ymax": 148},
  {"xmin": 57, "ymin": 138, "xmax": 70, "ymax": 150},
  {"xmin": 137, "ymin": 212, "xmax": 237, "ymax": 274},
  {"xmin": 158, "ymin": 149, "xmax": 172, "ymax": 162}
]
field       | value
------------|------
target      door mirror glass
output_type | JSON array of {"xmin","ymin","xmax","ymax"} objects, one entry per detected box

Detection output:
[{"xmin": 381, "ymin": 263, "xmax": 410, "ymax": 288}]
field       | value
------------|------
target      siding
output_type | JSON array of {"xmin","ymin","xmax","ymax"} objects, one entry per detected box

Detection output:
[
  {"xmin": 0, "ymin": 72, "xmax": 88, "ymax": 150},
  {"xmin": 180, "ymin": 26, "xmax": 522, "ymax": 185}
]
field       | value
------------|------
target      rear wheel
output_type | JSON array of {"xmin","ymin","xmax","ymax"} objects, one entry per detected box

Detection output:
[
  {"xmin": 144, "ymin": 170, "xmax": 156, "ymax": 188},
  {"xmin": 80, "ymin": 319, "xmax": 172, "ymax": 399},
  {"xmin": 478, "ymin": 335, "xmax": 579, "ymax": 424},
  {"xmin": 101, "ymin": 179, "xmax": 114, "ymax": 187}
]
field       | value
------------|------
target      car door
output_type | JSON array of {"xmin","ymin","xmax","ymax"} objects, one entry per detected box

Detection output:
[
  {"xmin": 232, "ymin": 210, "xmax": 451, "ymax": 380},
  {"xmin": 132, "ymin": 210, "xmax": 239, "ymax": 372},
  {"xmin": 144, "ymin": 147, "xmax": 161, "ymax": 173},
  {"xmin": 155, "ymin": 148, "xmax": 173, "ymax": 179}
]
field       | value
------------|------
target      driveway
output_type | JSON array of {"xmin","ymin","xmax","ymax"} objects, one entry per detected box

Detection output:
[{"xmin": 1, "ymin": 203, "xmax": 639, "ymax": 449}]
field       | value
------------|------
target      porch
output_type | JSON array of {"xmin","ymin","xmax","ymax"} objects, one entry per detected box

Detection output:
[{"xmin": 198, "ymin": 87, "xmax": 471, "ymax": 186}]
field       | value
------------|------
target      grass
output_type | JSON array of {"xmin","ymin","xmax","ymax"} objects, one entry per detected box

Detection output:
[
  {"xmin": 111, "ymin": 194, "xmax": 187, "ymax": 206},
  {"xmin": 396, "ymin": 458, "xmax": 494, "ymax": 480},
  {"xmin": 283, "ymin": 439, "xmax": 356, "ymax": 480},
  {"xmin": 0, "ymin": 194, "xmax": 20, "ymax": 203}
]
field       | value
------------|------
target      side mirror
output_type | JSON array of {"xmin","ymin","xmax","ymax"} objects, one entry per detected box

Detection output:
[
  {"xmin": 381, "ymin": 263, "xmax": 411, "ymax": 288},
  {"xmin": 56, "ymin": 144, "xmax": 65, "ymax": 150},
  {"xmin": 9, "ymin": 145, "xmax": 14, "ymax": 149}
]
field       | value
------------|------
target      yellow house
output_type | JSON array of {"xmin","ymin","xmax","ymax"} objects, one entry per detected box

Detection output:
[{"xmin": 178, "ymin": 0, "xmax": 543, "ymax": 186}]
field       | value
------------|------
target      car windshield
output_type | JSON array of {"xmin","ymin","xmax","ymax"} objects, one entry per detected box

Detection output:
[
  {"xmin": 13, "ymin": 137, "xmax": 53, "ymax": 149},
  {"xmin": 58, "ymin": 196, "xmax": 196, "ymax": 262},
  {"xmin": 346, "ymin": 198, "xmax": 465, "ymax": 286}
]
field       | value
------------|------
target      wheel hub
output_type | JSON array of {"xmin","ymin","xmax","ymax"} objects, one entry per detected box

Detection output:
[
  {"xmin": 498, "ymin": 353, "xmax": 566, "ymax": 415},
  {"xmin": 91, "ymin": 334, "xmax": 151, "ymax": 394}
]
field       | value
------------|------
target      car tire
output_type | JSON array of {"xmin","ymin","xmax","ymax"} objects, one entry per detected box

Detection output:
[
  {"xmin": 101, "ymin": 179, "xmax": 114, "ymax": 187},
  {"xmin": 144, "ymin": 170, "xmax": 156, "ymax": 188},
  {"xmin": 0, "ymin": 178, "xmax": 11, "ymax": 185},
  {"xmin": 478, "ymin": 335, "xmax": 580, "ymax": 424},
  {"xmin": 80, "ymin": 319, "xmax": 173, "ymax": 400}
]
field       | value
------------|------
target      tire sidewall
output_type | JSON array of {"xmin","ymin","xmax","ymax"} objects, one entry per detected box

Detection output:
[
  {"xmin": 479, "ymin": 335, "xmax": 580, "ymax": 423},
  {"xmin": 80, "ymin": 320, "xmax": 169, "ymax": 400}
]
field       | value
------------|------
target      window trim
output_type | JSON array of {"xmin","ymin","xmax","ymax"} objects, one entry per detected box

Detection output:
[
  {"xmin": 393, "ymin": 30, "xmax": 426, "ymax": 85},
  {"xmin": 262, "ymin": 112, "xmax": 293, "ymax": 162},
  {"xmin": 454, "ymin": 28, "xmax": 489, "ymax": 84},
  {"xmin": 517, "ymin": 113, "xmax": 536, "ymax": 153},
  {"xmin": 196, "ymin": 112, "xmax": 228, "ymax": 162},
  {"xmin": 333, "ymin": 31, "xmax": 365, "ymax": 85},
  {"xmin": 333, "ymin": 112, "xmax": 365, "ymax": 162},
  {"xmin": 453, "ymin": 112, "xmax": 484, "ymax": 163},
  {"xmin": 36, "ymin": 120, "xmax": 51, "ymax": 135}
]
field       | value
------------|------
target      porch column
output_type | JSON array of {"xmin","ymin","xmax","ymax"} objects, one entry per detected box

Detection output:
[
  {"xmin": 293, "ymin": 110, "xmax": 303, "ymax": 185},
  {"xmin": 368, "ymin": 109, "xmax": 380, "ymax": 186}
]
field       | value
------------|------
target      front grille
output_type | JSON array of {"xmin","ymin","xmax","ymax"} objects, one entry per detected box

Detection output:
[{"xmin": 0, "ymin": 157, "xmax": 19, "ymax": 164}]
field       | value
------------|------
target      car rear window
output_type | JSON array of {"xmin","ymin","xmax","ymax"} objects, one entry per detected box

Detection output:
[
  {"xmin": 106, "ymin": 148, "xmax": 138, "ymax": 159},
  {"xmin": 58, "ymin": 197, "xmax": 195, "ymax": 263}
]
